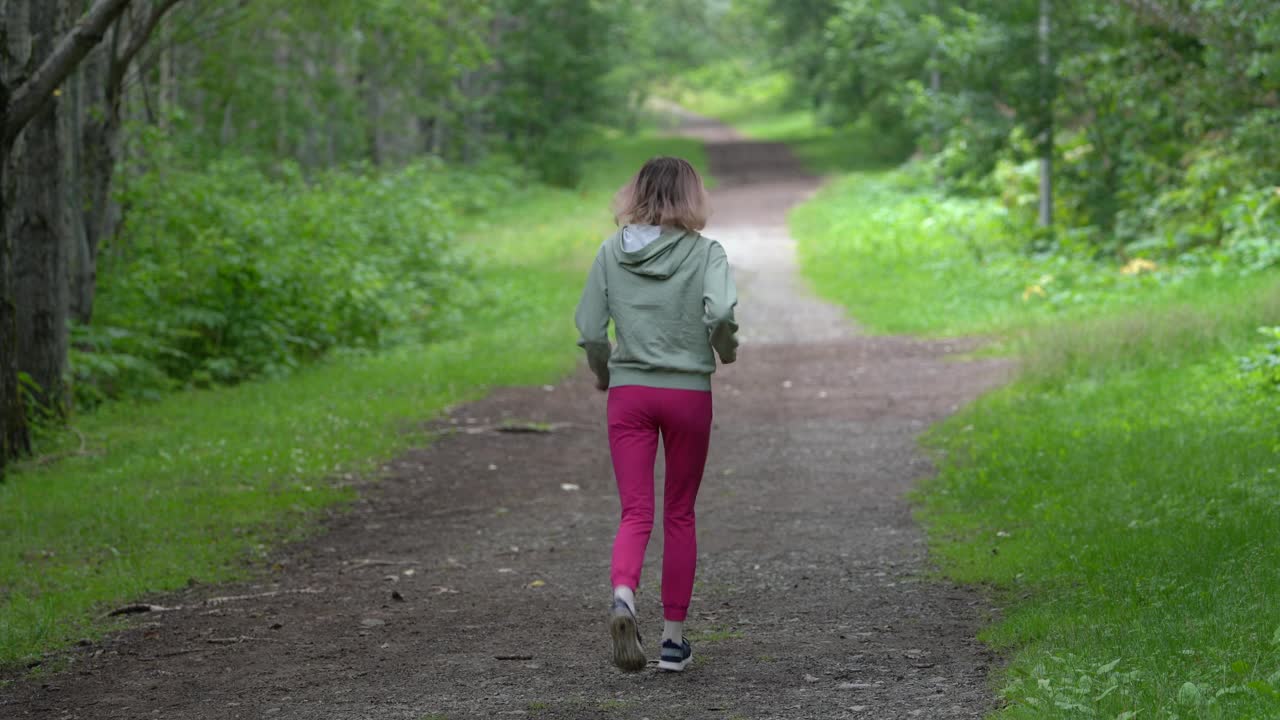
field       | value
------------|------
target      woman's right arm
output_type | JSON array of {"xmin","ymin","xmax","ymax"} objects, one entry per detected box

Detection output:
[{"xmin": 703, "ymin": 241, "xmax": 739, "ymax": 364}]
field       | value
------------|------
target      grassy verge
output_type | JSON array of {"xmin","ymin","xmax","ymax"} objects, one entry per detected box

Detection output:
[
  {"xmin": 679, "ymin": 72, "xmax": 1280, "ymax": 716},
  {"xmin": 791, "ymin": 172, "xmax": 1280, "ymax": 336},
  {"xmin": 919, "ymin": 287, "xmax": 1280, "ymax": 718},
  {"xmin": 0, "ymin": 133, "xmax": 707, "ymax": 669}
]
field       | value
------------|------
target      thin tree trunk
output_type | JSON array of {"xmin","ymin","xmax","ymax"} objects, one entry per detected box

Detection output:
[
  {"xmin": 274, "ymin": 31, "xmax": 289, "ymax": 157},
  {"xmin": 1038, "ymin": 0, "xmax": 1054, "ymax": 231}
]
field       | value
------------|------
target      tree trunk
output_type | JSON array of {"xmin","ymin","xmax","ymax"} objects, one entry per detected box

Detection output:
[
  {"xmin": 0, "ymin": 153, "xmax": 32, "ymax": 477},
  {"xmin": 12, "ymin": 0, "xmax": 75, "ymax": 418},
  {"xmin": 2, "ymin": 0, "xmax": 141, "ymax": 464},
  {"xmin": 75, "ymin": 47, "xmax": 122, "ymax": 325},
  {"xmin": 1037, "ymin": 0, "xmax": 1054, "ymax": 231}
]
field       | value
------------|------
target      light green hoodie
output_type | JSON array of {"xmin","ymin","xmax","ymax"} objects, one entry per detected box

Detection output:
[{"xmin": 575, "ymin": 225, "xmax": 738, "ymax": 391}]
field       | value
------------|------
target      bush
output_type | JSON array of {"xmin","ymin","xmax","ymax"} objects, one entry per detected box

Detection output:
[
  {"xmin": 1238, "ymin": 326, "xmax": 1280, "ymax": 395},
  {"xmin": 76, "ymin": 158, "xmax": 523, "ymax": 407}
]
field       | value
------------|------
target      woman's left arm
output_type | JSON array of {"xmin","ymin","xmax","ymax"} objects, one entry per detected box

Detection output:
[{"xmin": 574, "ymin": 249, "xmax": 611, "ymax": 389}]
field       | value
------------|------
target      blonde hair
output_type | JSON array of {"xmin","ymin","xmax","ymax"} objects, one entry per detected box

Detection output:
[{"xmin": 612, "ymin": 156, "xmax": 711, "ymax": 231}]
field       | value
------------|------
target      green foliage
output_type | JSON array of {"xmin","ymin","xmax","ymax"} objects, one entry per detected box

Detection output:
[
  {"xmin": 1238, "ymin": 326, "xmax": 1280, "ymax": 394},
  {"xmin": 789, "ymin": 166, "xmax": 1278, "ymax": 336},
  {"xmin": 664, "ymin": 59, "xmax": 913, "ymax": 173},
  {"xmin": 1, "ymin": 134, "xmax": 710, "ymax": 668},
  {"xmin": 736, "ymin": 0, "xmax": 1280, "ymax": 265},
  {"xmin": 489, "ymin": 0, "xmax": 617, "ymax": 186},
  {"xmin": 80, "ymin": 156, "xmax": 521, "ymax": 406},
  {"xmin": 148, "ymin": 1, "xmax": 730, "ymax": 185}
]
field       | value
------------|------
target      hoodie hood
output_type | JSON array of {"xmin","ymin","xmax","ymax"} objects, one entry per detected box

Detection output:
[{"xmin": 612, "ymin": 226, "xmax": 698, "ymax": 279}]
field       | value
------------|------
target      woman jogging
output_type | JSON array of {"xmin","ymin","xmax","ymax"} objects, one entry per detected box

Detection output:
[{"xmin": 574, "ymin": 156, "xmax": 739, "ymax": 673}]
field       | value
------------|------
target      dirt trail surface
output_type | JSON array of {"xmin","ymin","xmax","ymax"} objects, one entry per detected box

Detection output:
[{"xmin": 4, "ymin": 113, "xmax": 1011, "ymax": 719}]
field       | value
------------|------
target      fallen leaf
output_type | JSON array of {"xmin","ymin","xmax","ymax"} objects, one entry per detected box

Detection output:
[{"xmin": 528, "ymin": 580, "xmax": 546, "ymax": 589}]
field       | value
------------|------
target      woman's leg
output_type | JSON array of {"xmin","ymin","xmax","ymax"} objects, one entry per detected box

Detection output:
[
  {"xmin": 656, "ymin": 389, "xmax": 713, "ymax": 623},
  {"xmin": 607, "ymin": 386, "xmax": 659, "ymax": 594}
]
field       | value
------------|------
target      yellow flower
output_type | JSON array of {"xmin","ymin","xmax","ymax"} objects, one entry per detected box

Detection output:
[
  {"xmin": 1022, "ymin": 284, "xmax": 1047, "ymax": 301},
  {"xmin": 1121, "ymin": 258, "xmax": 1158, "ymax": 275}
]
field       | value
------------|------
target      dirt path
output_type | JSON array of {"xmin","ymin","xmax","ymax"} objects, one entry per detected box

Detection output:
[{"xmin": 4, "ymin": 114, "xmax": 1011, "ymax": 719}]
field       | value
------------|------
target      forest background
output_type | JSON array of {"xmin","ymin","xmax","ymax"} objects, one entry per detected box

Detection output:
[{"xmin": 1, "ymin": 1, "xmax": 1278, "ymax": 716}]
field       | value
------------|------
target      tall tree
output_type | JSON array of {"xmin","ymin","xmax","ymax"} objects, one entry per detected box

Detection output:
[
  {"xmin": 0, "ymin": 0, "xmax": 165, "ymax": 475},
  {"xmin": 11, "ymin": 0, "xmax": 75, "ymax": 420}
]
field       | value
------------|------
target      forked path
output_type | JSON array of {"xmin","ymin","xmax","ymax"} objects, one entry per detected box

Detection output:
[{"xmin": 4, "ymin": 114, "xmax": 1010, "ymax": 719}]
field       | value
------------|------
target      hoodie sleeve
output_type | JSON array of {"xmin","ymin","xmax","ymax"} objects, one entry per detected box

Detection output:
[
  {"xmin": 703, "ymin": 241, "xmax": 739, "ymax": 364},
  {"xmin": 574, "ymin": 247, "xmax": 611, "ymax": 387}
]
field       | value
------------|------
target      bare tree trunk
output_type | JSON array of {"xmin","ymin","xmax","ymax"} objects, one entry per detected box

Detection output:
[
  {"xmin": 361, "ymin": 31, "xmax": 387, "ymax": 166},
  {"xmin": 1038, "ymin": 0, "xmax": 1054, "ymax": 231},
  {"xmin": 71, "ymin": 46, "xmax": 106, "ymax": 324},
  {"xmin": 12, "ymin": 0, "xmax": 74, "ymax": 418},
  {"xmin": 274, "ymin": 30, "xmax": 289, "ymax": 157}
]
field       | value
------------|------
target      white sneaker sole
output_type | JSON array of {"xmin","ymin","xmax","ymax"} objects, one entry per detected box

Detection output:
[
  {"xmin": 657, "ymin": 647, "xmax": 693, "ymax": 672},
  {"xmin": 609, "ymin": 611, "xmax": 646, "ymax": 672}
]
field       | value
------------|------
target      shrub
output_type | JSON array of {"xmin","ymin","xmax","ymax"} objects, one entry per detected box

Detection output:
[{"xmin": 75, "ymin": 158, "xmax": 522, "ymax": 407}]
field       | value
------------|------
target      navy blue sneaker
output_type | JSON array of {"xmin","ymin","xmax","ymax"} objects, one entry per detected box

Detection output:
[
  {"xmin": 609, "ymin": 598, "xmax": 646, "ymax": 672},
  {"xmin": 657, "ymin": 636, "xmax": 693, "ymax": 672}
]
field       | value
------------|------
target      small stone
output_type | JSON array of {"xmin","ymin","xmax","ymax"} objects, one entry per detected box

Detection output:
[
  {"xmin": 803, "ymin": 673, "xmax": 819, "ymax": 683},
  {"xmin": 360, "ymin": 618, "xmax": 386, "ymax": 628}
]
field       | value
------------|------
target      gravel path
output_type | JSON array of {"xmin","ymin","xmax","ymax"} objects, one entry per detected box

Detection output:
[{"xmin": 2, "ymin": 112, "xmax": 1011, "ymax": 720}]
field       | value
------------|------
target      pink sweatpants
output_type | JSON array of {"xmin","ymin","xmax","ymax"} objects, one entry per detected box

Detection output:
[{"xmin": 607, "ymin": 385, "xmax": 713, "ymax": 622}]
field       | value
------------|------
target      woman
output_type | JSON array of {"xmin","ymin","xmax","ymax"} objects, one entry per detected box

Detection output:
[{"xmin": 575, "ymin": 156, "xmax": 739, "ymax": 672}]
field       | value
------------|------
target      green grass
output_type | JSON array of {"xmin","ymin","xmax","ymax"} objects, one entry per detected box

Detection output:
[
  {"xmin": 917, "ymin": 285, "xmax": 1280, "ymax": 717},
  {"xmin": 676, "ymin": 71, "xmax": 1280, "ymax": 716},
  {"xmin": 792, "ymin": 171, "xmax": 1280, "ymax": 337},
  {"xmin": 0, "ymin": 133, "xmax": 708, "ymax": 668}
]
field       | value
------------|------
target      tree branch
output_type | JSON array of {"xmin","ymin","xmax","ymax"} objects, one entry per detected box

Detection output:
[
  {"xmin": 108, "ymin": 0, "xmax": 184, "ymax": 99},
  {"xmin": 3, "ymin": 0, "xmax": 134, "ymax": 146}
]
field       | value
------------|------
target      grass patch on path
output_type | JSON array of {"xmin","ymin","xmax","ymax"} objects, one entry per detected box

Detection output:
[{"xmin": 0, "ymin": 134, "xmax": 707, "ymax": 669}]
